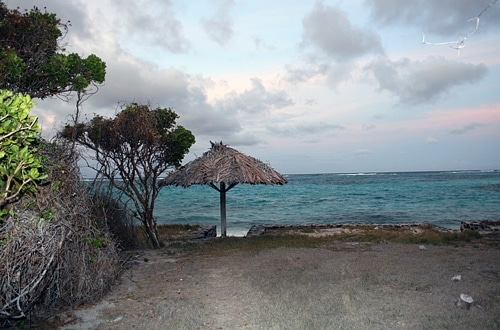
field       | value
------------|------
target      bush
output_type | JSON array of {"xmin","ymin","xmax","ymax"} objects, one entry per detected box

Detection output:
[
  {"xmin": 0, "ymin": 140, "xmax": 120, "ymax": 324},
  {"xmin": 91, "ymin": 189, "xmax": 138, "ymax": 250},
  {"xmin": 0, "ymin": 90, "xmax": 47, "ymax": 220}
]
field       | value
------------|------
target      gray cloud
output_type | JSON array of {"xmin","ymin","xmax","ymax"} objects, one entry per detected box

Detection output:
[
  {"xmin": 366, "ymin": 56, "xmax": 488, "ymax": 104},
  {"xmin": 301, "ymin": 2, "xmax": 383, "ymax": 61},
  {"xmin": 449, "ymin": 122, "xmax": 483, "ymax": 135},
  {"xmin": 109, "ymin": 0, "xmax": 189, "ymax": 53},
  {"xmin": 253, "ymin": 37, "xmax": 274, "ymax": 51},
  {"xmin": 221, "ymin": 133, "xmax": 263, "ymax": 147},
  {"xmin": 284, "ymin": 56, "xmax": 354, "ymax": 88},
  {"xmin": 284, "ymin": 62, "xmax": 330, "ymax": 84},
  {"xmin": 32, "ymin": 53, "xmax": 246, "ymax": 143},
  {"xmin": 201, "ymin": 0, "xmax": 235, "ymax": 46},
  {"xmin": 216, "ymin": 78, "xmax": 293, "ymax": 114},
  {"xmin": 268, "ymin": 122, "xmax": 344, "ymax": 137},
  {"xmin": 12, "ymin": 0, "xmax": 190, "ymax": 53},
  {"xmin": 83, "ymin": 63, "xmax": 283, "ymax": 147},
  {"xmin": 366, "ymin": 0, "xmax": 500, "ymax": 36},
  {"xmin": 5, "ymin": 0, "xmax": 91, "ymax": 40},
  {"xmin": 285, "ymin": 2, "xmax": 383, "ymax": 87},
  {"xmin": 354, "ymin": 149, "xmax": 372, "ymax": 155},
  {"xmin": 96, "ymin": 62, "xmax": 245, "ymax": 141},
  {"xmin": 426, "ymin": 137, "xmax": 439, "ymax": 144}
]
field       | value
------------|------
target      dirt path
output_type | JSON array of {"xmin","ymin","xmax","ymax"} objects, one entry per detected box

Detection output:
[{"xmin": 58, "ymin": 241, "xmax": 500, "ymax": 329}]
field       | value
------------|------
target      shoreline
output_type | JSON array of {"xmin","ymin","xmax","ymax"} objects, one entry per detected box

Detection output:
[
  {"xmin": 165, "ymin": 220, "xmax": 500, "ymax": 239},
  {"xmin": 245, "ymin": 222, "xmax": 458, "ymax": 237}
]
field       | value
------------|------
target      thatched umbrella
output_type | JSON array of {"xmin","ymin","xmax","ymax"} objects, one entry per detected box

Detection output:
[{"xmin": 160, "ymin": 141, "xmax": 287, "ymax": 237}]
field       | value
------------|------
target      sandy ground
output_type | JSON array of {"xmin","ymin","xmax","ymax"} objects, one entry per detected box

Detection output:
[{"xmin": 54, "ymin": 237, "xmax": 500, "ymax": 330}]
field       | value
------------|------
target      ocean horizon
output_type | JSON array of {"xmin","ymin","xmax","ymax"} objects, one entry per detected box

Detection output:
[{"xmin": 154, "ymin": 170, "xmax": 500, "ymax": 236}]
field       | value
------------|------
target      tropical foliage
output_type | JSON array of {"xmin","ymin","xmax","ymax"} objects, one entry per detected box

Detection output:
[
  {"xmin": 0, "ymin": 90, "xmax": 46, "ymax": 220},
  {"xmin": 60, "ymin": 103, "xmax": 196, "ymax": 248},
  {"xmin": 0, "ymin": 3, "xmax": 106, "ymax": 99}
]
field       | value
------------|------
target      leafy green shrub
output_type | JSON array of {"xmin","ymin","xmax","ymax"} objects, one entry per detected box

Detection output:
[{"xmin": 0, "ymin": 90, "xmax": 47, "ymax": 220}]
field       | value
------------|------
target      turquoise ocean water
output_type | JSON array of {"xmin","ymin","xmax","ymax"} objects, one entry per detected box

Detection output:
[{"xmin": 155, "ymin": 170, "xmax": 500, "ymax": 236}]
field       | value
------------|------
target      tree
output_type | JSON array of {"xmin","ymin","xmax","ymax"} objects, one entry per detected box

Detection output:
[
  {"xmin": 60, "ymin": 103, "xmax": 196, "ymax": 248},
  {"xmin": 0, "ymin": 90, "xmax": 47, "ymax": 220},
  {"xmin": 0, "ymin": 3, "xmax": 106, "ymax": 99}
]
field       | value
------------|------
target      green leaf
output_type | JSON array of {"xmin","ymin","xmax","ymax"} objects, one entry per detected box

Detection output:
[{"xmin": 0, "ymin": 90, "xmax": 45, "ymax": 206}]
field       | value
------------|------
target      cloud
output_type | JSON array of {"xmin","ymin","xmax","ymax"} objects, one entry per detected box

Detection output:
[
  {"xmin": 6, "ymin": 0, "xmax": 94, "ymax": 42},
  {"xmin": 253, "ymin": 37, "xmax": 274, "ymax": 51},
  {"xmin": 283, "ymin": 54, "xmax": 356, "ymax": 89},
  {"xmin": 221, "ymin": 132, "xmax": 263, "ymax": 146},
  {"xmin": 108, "ymin": 0, "xmax": 189, "ymax": 53},
  {"xmin": 366, "ymin": 56, "xmax": 488, "ymax": 104},
  {"xmin": 284, "ymin": 62, "xmax": 330, "ymax": 84},
  {"xmin": 301, "ymin": 2, "xmax": 383, "ymax": 61},
  {"xmin": 354, "ymin": 149, "xmax": 372, "ymax": 155},
  {"xmin": 201, "ymin": 0, "xmax": 235, "ymax": 46},
  {"xmin": 426, "ymin": 137, "xmax": 439, "ymax": 144},
  {"xmin": 268, "ymin": 122, "xmax": 344, "ymax": 137},
  {"xmin": 216, "ymin": 78, "xmax": 293, "ymax": 114},
  {"xmin": 366, "ymin": 0, "xmax": 500, "ymax": 36},
  {"xmin": 285, "ymin": 2, "xmax": 383, "ymax": 88},
  {"xmin": 32, "ymin": 51, "xmax": 247, "ymax": 143},
  {"xmin": 363, "ymin": 123, "xmax": 377, "ymax": 130},
  {"xmin": 449, "ymin": 122, "xmax": 483, "ymax": 134}
]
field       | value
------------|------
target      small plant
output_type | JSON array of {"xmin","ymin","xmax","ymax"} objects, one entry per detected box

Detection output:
[
  {"xmin": 39, "ymin": 207, "xmax": 55, "ymax": 220},
  {"xmin": 0, "ymin": 90, "xmax": 47, "ymax": 222},
  {"xmin": 83, "ymin": 237, "xmax": 103, "ymax": 249}
]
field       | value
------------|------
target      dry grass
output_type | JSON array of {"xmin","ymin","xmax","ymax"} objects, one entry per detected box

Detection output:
[
  {"xmin": 156, "ymin": 223, "xmax": 489, "ymax": 257},
  {"xmin": 45, "ymin": 224, "xmax": 498, "ymax": 329},
  {"xmin": 54, "ymin": 228, "xmax": 500, "ymax": 330},
  {"xmin": 157, "ymin": 223, "xmax": 201, "ymax": 240}
]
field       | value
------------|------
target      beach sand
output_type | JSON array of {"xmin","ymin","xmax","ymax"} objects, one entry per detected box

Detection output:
[{"xmin": 52, "ymin": 230, "xmax": 499, "ymax": 329}]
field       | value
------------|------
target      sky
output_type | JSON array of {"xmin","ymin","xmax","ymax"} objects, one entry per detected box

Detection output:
[{"xmin": 5, "ymin": 0, "xmax": 500, "ymax": 174}]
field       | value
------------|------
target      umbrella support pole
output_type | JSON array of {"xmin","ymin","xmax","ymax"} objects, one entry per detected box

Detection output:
[
  {"xmin": 210, "ymin": 182, "xmax": 237, "ymax": 238},
  {"xmin": 220, "ymin": 183, "xmax": 227, "ymax": 237}
]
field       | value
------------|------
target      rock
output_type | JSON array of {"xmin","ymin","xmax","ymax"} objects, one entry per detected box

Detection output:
[
  {"xmin": 246, "ymin": 225, "xmax": 266, "ymax": 237},
  {"xmin": 451, "ymin": 275, "xmax": 462, "ymax": 282},
  {"xmin": 456, "ymin": 294, "xmax": 474, "ymax": 309},
  {"xmin": 188, "ymin": 225, "xmax": 216, "ymax": 239},
  {"xmin": 460, "ymin": 220, "xmax": 500, "ymax": 234}
]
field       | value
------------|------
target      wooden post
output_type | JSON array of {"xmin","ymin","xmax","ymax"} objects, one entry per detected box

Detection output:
[{"xmin": 220, "ymin": 182, "xmax": 227, "ymax": 237}]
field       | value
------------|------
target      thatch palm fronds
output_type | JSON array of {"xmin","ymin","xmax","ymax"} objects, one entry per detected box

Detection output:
[
  {"xmin": 160, "ymin": 141, "xmax": 287, "ymax": 236},
  {"xmin": 161, "ymin": 141, "xmax": 287, "ymax": 186}
]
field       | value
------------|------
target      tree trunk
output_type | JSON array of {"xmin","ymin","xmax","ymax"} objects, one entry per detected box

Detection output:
[
  {"xmin": 144, "ymin": 215, "xmax": 160, "ymax": 248},
  {"xmin": 145, "ymin": 225, "xmax": 160, "ymax": 248}
]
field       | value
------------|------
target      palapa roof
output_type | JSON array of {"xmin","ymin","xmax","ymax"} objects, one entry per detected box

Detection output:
[{"xmin": 160, "ymin": 141, "xmax": 287, "ymax": 187}]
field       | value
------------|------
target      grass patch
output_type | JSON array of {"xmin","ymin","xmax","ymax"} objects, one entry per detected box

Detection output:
[
  {"xmin": 176, "ymin": 224, "xmax": 486, "ymax": 256},
  {"xmin": 344, "ymin": 225, "xmax": 484, "ymax": 245},
  {"xmin": 310, "ymin": 224, "xmax": 485, "ymax": 246},
  {"xmin": 133, "ymin": 224, "xmax": 201, "ymax": 248},
  {"xmin": 300, "ymin": 227, "xmax": 316, "ymax": 234},
  {"xmin": 137, "ymin": 223, "xmax": 491, "ymax": 253},
  {"xmin": 186, "ymin": 234, "xmax": 332, "ymax": 256},
  {"xmin": 157, "ymin": 223, "xmax": 200, "ymax": 239}
]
